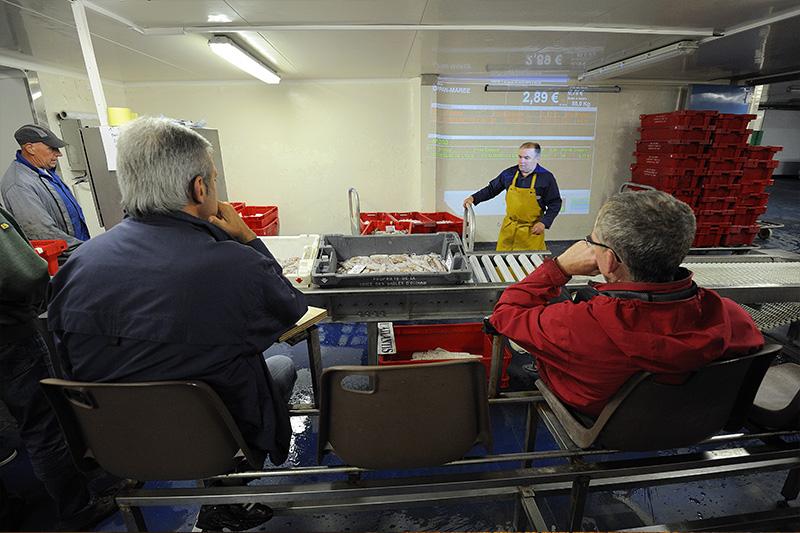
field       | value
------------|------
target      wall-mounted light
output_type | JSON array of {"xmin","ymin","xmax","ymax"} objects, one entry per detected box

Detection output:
[
  {"xmin": 208, "ymin": 35, "xmax": 280, "ymax": 84},
  {"xmin": 786, "ymin": 85, "xmax": 800, "ymax": 93},
  {"xmin": 578, "ymin": 41, "xmax": 699, "ymax": 82}
]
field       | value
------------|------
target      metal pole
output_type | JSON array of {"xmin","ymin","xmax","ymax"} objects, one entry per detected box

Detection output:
[
  {"xmin": 463, "ymin": 204, "xmax": 476, "ymax": 253},
  {"xmin": 69, "ymin": 0, "xmax": 109, "ymax": 127},
  {"xmin": 348, "ymin": 187, "xmax": 361, "ymax": 236}
]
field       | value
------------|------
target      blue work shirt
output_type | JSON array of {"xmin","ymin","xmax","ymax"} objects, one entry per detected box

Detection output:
[
  {"xmin": 15, "ymin": 151, "xmax": 90, "ymax": 241},
  {"xmin": 471, "ymin": 164, "xmax": 563, "ymax": 228},
  {"xmin": 48, "ymin": 211, "xmax": 307, "ymax": 465}
]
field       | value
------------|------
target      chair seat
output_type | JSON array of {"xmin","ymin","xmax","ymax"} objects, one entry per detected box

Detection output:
[{"xmin": 750, "ymin": 363, "xmax": 800, "ymax": 429}]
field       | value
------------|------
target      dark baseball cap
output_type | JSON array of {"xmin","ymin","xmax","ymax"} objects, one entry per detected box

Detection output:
[{"xmin": 14, "ymin": 124, "xmax": 67, "ymax": 149}]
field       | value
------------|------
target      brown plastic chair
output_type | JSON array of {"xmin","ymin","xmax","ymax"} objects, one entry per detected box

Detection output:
[
  {"xmin": 750, "ymin": 362, "xmax": 800, "ymax": 430},
  {"xmin": 317, "ymin": 360, "xmax": 492, "ymax": 469},
  {"xmin": 39, "ymin": 379, "xmax": 263, "ymax": 480},
  {"xmin": 536, "ymin": 344, "xmax": 782, "ymax": 451}
]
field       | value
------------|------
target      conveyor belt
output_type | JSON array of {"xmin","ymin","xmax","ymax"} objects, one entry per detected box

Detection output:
[
  {"xmin": 304, "ymin": 254, "xmax": 800, "ymax": 322},
  {"xmin": 741, "ymin": 302, "xmax": 800, "ymax": 332}
]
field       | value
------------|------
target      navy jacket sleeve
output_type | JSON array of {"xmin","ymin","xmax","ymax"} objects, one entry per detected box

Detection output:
[
  {"xmin": 245, "ymin": 237, "xmax": 308, "ymax": 348},
  {"xmin": 471, "ymin": 171, "xmax": 509, "ymax": 204},
  {"xmin": 539, "ymin": 173, "xmax": 562, "ymax": 228}
]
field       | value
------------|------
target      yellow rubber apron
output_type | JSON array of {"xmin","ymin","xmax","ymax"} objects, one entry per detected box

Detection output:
[{"xmin": 496, "ymin": 170, "xmax": 545, "ymax": 251}]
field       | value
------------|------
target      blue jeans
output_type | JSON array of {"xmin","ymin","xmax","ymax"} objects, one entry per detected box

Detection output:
[
  {"xmin": 265, "ymin": 355, "xmax": 297, "ymax": 405},
  {"xmin": 0, "ymin": 331, "xmax": 90, "ymax": 518}
]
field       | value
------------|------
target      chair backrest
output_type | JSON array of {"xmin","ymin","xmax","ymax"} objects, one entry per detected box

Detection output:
[
  {"xmin": 40, "ymin": 379, "xmax": 262, "ymax": 480},
  {"xmin": 537, "ymin": 344, "xmax": 781, "ymax": 451},
  {"xmin": 749, "ymin": 362, "xmax": 800, "ymax": 429},
  {"xmin": 317, "ymin": 360, "xmax": 492, "ymax": 469}
]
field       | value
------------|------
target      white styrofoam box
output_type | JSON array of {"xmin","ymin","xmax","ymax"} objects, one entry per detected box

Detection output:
[{"xmin": 259, "ymin": 234, "xmax": 321, "ymax": 288}]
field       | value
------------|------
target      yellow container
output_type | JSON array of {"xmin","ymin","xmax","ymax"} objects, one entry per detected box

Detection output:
[{"xmin": 107, "ymin": 107, "xmax": 133, "ymax": 126}]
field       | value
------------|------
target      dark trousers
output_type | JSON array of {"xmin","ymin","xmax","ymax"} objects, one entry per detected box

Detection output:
[{"xmin": 0, "ymin": 330, "xmax": 90, "ymax": 518}]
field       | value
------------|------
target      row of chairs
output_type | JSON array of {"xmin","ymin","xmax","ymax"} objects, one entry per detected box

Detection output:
[{"xmin": 39, "ymin": 343, "xmax": 800, "ymax": 528}]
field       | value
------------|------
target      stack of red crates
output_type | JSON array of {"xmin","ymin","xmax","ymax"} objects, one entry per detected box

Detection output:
[
  {"xmin": 230, "ymin": 202, "xmax": 280, "ymax": 236},
  {"xmin": 360, "ymin": 212, "xmax": 464, "ymax": 235},
  {"xmin": 631, "ymin": 111, "xmax": 781, "ymax": 248}
]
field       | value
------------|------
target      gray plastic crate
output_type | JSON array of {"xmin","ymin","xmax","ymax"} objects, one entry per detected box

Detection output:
[{"xmin": 312, "ymin": 233, "xmax": 471, "ymax": 288}]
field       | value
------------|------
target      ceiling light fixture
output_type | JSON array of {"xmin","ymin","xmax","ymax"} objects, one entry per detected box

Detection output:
[
  {"xmin": 577, "ymin": 41, "xmax": 699, "ymax": 82},
  {"xmin": 208, "ymin": 35, "xmax": 280, "ymax": 84}
]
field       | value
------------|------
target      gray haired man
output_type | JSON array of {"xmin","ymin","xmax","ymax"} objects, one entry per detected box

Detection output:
[
  {"xmin": 491, "ymin": 190, "xmax": 763, "ymax": 417},
  {"xmin": 47, "ymin": 117, "xmax": 307, "ymax": 530}
]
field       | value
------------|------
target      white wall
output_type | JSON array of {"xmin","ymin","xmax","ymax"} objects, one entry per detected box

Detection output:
[
  {"xmin": 36, "ymin": 72, "xmax": 128, "ymax": 237},
  {"xmin": 0, "ymin": 72, "xmax": 35, "ymax": 173},
  {"xmin": 124, "ymin": 80, "xmax": 421, "ymax": 235}
]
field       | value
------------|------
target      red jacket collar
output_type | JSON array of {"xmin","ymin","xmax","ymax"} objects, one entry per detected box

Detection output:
[{"xmin": 591, "ymin": 267, "xmax": 694, "ymax": 295}]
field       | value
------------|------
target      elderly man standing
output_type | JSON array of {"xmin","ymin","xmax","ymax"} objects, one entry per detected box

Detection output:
[
  {"xmin": 48, "ymin": 117, "xmax": 307, "ymax": 530},
  {"xmin": 491, "ymin": 190, "xmax": 764, "ymax": 417},
  {"xmin": 1, "ymin": 124, "xmax": 89, "ymax": 248}
]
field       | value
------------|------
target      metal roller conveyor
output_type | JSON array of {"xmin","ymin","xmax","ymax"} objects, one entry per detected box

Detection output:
[{"xmin": 304, "ymin": 251, "xmax": 800, "ymax": 323}]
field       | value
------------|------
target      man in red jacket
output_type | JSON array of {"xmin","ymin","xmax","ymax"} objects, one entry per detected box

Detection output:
[{"xmin": 491, "ymin": 190, "xmax": 764, "ymax": 417}]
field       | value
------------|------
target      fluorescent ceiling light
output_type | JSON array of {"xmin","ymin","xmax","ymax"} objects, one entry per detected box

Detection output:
[
  {"xmin": 207, "ymin": 14, "xmax": 232, "ymax": 23},
  {"xmin": 578, "ymin": 41, "xmax": 699, "ymax": 82},
  {"xmin": 208, "ymin": 35, "xmax": 280, "ymax": 84}
]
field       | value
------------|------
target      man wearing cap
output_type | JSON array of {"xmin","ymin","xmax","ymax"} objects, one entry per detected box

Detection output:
[{"xmin": 1, "ymin": 124, "xmax": 90, "ymax": 250}]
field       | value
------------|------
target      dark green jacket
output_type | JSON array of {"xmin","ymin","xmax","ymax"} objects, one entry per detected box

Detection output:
[{"xmin": 0, "ymin": 205, "xmax": 49, "ymax": 340}]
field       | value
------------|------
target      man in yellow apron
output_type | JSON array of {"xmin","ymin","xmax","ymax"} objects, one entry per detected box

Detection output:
[{"xmin": 464, "ymin": 142, "xmax": 562, "ymax": 251}]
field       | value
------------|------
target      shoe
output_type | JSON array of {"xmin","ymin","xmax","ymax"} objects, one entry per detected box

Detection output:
[
  {"xmin": 0, "ymin": 448, "xmax": 16, "ymax": 468},
  {"xmin": 57, "ymin": 495, "xmax": 118, "ymax": 531},
  {"xmin": 196, "ymin": 503, "xmax": 273, "ymax": 531}
]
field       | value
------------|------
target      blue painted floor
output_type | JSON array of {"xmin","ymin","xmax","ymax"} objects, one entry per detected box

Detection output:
[{"xmin": 2, "ymin": 178, "xmax": 798, "ymax": 531}]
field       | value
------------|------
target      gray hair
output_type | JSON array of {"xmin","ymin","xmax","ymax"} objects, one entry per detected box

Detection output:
[
  {"xmin": 116, "ymin": 117, "xmax": 214, "ymax": 217},
  {"xmin": 595, "ymin": 190, "xmax": 696, "ymax": 282}
]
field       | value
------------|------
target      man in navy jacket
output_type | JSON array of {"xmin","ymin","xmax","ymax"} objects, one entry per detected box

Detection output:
[{"xmin": 48, "ymin": 117, "xmax": 306, "ymax": 530}]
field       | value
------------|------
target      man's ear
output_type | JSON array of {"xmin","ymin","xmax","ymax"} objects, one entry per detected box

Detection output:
[{"xmin": 189, "ymin": 175, "xmax": 204, "ymax": 204}]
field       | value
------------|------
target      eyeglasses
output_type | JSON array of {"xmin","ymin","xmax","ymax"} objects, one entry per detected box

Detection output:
[{"xmin": 584, "ymin": 234, "xmax": 622, "ymax": 263}]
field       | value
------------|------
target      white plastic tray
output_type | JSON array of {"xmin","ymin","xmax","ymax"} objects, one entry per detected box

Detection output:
[{"xmin": 259, "ymin": 234, "xmax": 321, "ymax": 288}]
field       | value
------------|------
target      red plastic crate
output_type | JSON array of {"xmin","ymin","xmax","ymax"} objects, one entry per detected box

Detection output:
[
  {"xmin": 240, "ymin": 205, "xmax": 278, "ymax": 230},
  {"xmin": 639, "ymin": 127, "xmax": 713, "ymax": 143},
  {"xmin": 629, "ymin": 174, "xmax": 700, "ymax": 191},
  {"xmin": 738, "ymin": 192, "xmax": 770, "ymax": 208},
  {"xmin": 741, "ymin": 159, "xmax": 780, "ymax": 181},
  {"xmin": 252, "ymin": 219, "xmax": 279, "ymax": 236},
  {"xmin": 633, "ymin": 152, "xmax": 707, "ymax": 170},
  {"xmin": 360, "ymin": 212, "xmax": 406, "ymax": 235},
  {"xmin": 721, "ymin": 225, "xmax": 758, "ymax": 247},
  {"xmin": 732, "ymin": 205, "xmax": 768, "ymax": 226},
  {"xmin": 672, "ymin": 189, "xmax": 700, "ymax": 207},
  {"xmin": 715, "ymin": 113, "xmax": 756, "ymax": 131},
  {"xmin": 706, "ymin": 157, "xmax": 746, "ymax": 172},
  {"xmin": 745, "ymin": 145, "xmax": 782, "ymax": 160},
  {"xmin": 739, "ymin": 178, "xmax": 773, "ymax": 196},
  {"xmin": 694, "ymin": 209, "xmax": 734, "ymax": 225},
  {"xmin": 229, "ymin": 201, "xmax": 246, "ymax": 213},
  {"xmin": 692, "ymin": 224, "xmax": 724, "ymax": 248},
  {"xmin": 378, "ymin": 323, "xmax": 512, "ymax": 388},
  {"xmin": 389, "ymin": 212, "xmax": 437, "ymax": 234},
  {"xmin": 695, "ymin": 196, "xmax": 735, "ymax": 211},
  {"xmin": 701, "ymin": 171, "xmax": 743, "ymax": 187},
  {"xmin": 706, "ymin": 145, "xmax": 745, "ymax": 159},
  {"xmin": 421, "ymin": 212, "xmax": 464, "ymax": 234},
  {"xmin": 712, "ymin": 130, "xmax": 752, "ymax": 145},
  {"xmin": 635, "ymin": 140, "xmax": 707, "ymax": 156},
  {"xmin": 30, "ymin": 239, "xmax": 68, "ymax": 275},
  {"xmin": 701, "ymin": 182, "xmax": 740, "ymax": 198},
  {"xmin": 640, "ymin": 110, "xmax": 717, "ymax": 129}
]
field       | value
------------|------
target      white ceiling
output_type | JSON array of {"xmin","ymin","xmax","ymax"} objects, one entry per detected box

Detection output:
[{"xmin": 1, "ymin": 0, "xmax": 799, "ymax": 84}]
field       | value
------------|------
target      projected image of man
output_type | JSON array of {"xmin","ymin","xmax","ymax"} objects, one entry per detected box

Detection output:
[{"xmin": 463, "ymin": 142, "xmax": 562, "ymax": 251}]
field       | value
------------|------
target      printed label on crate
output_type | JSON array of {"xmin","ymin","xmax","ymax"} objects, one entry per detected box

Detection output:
[{"xmin": 377, "ymin": 322, "xmax": 397, "ymax": 355}]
